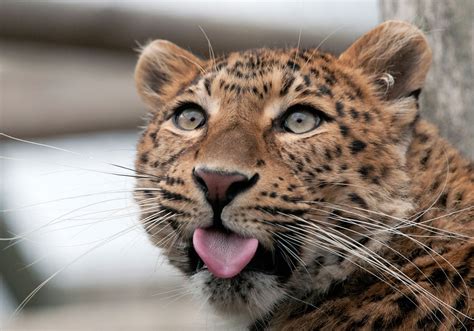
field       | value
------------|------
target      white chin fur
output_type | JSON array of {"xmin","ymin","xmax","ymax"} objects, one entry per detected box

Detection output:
[{"xmin": 189, "ymin": 270, "xmax": 285, "ymax": 326}]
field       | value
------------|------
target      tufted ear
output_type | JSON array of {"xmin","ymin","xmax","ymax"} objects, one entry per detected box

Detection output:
[
  {"xmin": 135, "ymin": 40, "xmax": 204, "ymax": 107},
  {"xmin": 339, "ymin": 21, "xmax": 432, "ymax": 100}
]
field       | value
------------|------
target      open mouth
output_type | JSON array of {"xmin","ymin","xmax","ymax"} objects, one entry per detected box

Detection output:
[{"xmin": 188, "ymin": 227, "xmax": 294, "ymax": 280}]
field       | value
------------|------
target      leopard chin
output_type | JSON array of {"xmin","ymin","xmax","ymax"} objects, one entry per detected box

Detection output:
[{"xmin": 190, "ymin": 270, "xmax": 284, "ymax": 319}]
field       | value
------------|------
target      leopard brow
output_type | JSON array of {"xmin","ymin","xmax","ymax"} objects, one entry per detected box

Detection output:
[
  {"xmin": 275, "ymin": 103, "xmax": 334, "ymax": 122},
  {"xmin": 172, "ymin": 75, "xmax": 206, "ymax": 100}
]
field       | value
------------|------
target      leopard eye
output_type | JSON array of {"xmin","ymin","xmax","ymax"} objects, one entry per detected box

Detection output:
[
  {"xmin": 282, "ymin": 106, "xmax": 322, "ymax": 134},
  {"xmin": 174, "ymin": 106, "xmax": 206, "ymax": 131}
]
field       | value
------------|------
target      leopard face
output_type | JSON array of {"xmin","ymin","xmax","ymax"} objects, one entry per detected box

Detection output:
[{"xmin": 134, "ymin": 22, "xmax": 432, "ymax": 322}]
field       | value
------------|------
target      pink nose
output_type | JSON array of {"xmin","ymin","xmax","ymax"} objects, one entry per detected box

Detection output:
[{"xmin": 193, "ymin": 168, "xmax": 258, "ymax": 207}]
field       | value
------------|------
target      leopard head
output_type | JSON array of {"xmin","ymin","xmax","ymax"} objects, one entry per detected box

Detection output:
[{"xmin": 134, "ymin": 21, "xmax": 431, "ymax": 322}]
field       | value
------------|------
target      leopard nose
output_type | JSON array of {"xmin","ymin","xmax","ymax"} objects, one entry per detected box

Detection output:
[{"xmin": 193, "ymin": 168, "xmax": 259, "ymax": 209}]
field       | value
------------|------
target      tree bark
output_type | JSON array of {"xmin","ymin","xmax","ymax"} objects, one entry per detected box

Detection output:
[{"xmin": 380, "ymin": 0, "xmax": 473, "ymax": 159}]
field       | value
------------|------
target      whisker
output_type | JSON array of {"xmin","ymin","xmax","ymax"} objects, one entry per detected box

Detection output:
[
  {"xmin": 0, "ymin": 155, "xmax": 151, "ymax": 180},
  {"xmin": 1, "ymin": 133, "xmax": 83, "ymax": 156},
  {"xmin": 304, "ymin": 205, "xmax": 470, "ymax": 300},
  {"xmin": 308, "ymin": 200, "xmax": 469, "ymax": 239},
  {"xmin": 198, "ymin": 25, "xmax": 217, "ymax": 71},
  {"xmin": 279, "ymin": 213, "xmax": 470, "ymax": 323},
  {"xmin": 300, "ymin": 24, "xmax": 347, "ymax": 71},
  {"xmin": 9, "ymin": 219, "xmax": 154, "ymax": 318},
  {"xmin": 292, "ymin": 28, "xmax": 303, "ymax": 71}
]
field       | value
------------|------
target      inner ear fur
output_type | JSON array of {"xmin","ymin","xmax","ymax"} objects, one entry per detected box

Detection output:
[
  {"xmin": 339, "ymin": 20, "xmax": 432, "ymax": 100},
  {"xmin": 135, "ymin": 40, "xmax": 204, "ymax": 107}
]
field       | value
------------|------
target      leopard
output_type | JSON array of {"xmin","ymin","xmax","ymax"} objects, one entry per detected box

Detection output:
[{"xmin": 133, "ymin": 21, "xmax": 473, "ymax": 330}]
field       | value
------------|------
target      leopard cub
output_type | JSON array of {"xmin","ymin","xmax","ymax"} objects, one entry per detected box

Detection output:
[{"xmin": 134, "ymin": 21, "xmax": 473, "ymax": 330}]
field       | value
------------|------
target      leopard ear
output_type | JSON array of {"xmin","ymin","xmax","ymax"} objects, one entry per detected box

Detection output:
[
  {"xmin": 135, "ymin": 40, "xmax": 204, "ymax": 107},
  {"xmin": 339, "ymin": 21, "xmax": 432, "ymax": 100}
]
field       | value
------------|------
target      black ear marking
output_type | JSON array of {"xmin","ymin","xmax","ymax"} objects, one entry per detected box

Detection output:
[
  {"xmin": 408, "ymin": 88, "xmax": 422, "ymax": 100},
  {"xmin": 146, "ymin": 67, "xmax": 171, "ymax": 93},
  {"xmin": 407, "ymin": 88, "xmax": 422, "ymax": 110}
]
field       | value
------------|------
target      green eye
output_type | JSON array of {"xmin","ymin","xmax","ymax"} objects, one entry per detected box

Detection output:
[
  {"xmin": 174, "ymin": 106, "xmax": 206, "ymax": 131},
  {"xmin": 282, "ymin": 107, "xmax": 321, "ymax": 134}
]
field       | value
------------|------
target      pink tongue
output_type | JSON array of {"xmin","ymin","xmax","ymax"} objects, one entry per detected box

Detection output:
[{"xmin": 193, "ymin": 228, "xmax": 258, "ymax": 279}]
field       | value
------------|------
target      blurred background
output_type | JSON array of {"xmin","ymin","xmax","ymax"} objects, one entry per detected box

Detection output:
[{"xmin": 0, "ymin": 0, "xmax": 471, "ymax": 330}]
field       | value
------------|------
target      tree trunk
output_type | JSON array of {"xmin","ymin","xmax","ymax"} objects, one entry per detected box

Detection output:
[{"xmin": 380, "ymin": 0, "xmax": 473, "ymax": 159}]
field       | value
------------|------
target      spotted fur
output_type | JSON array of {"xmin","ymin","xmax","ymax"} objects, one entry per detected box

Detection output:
[{"xmin": 134, "ymin": 21, "xmax": 473, "ymax": 330}]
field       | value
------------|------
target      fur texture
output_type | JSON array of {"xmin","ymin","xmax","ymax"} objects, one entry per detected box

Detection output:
[{"xmin": 133, "ymin": 21, "xmax": 473, "ymax": 330}]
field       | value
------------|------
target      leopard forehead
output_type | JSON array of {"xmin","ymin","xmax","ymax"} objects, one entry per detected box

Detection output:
[{"xmin": 147, "ymin": 48, "xmax": 376, "ymax": 125}]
